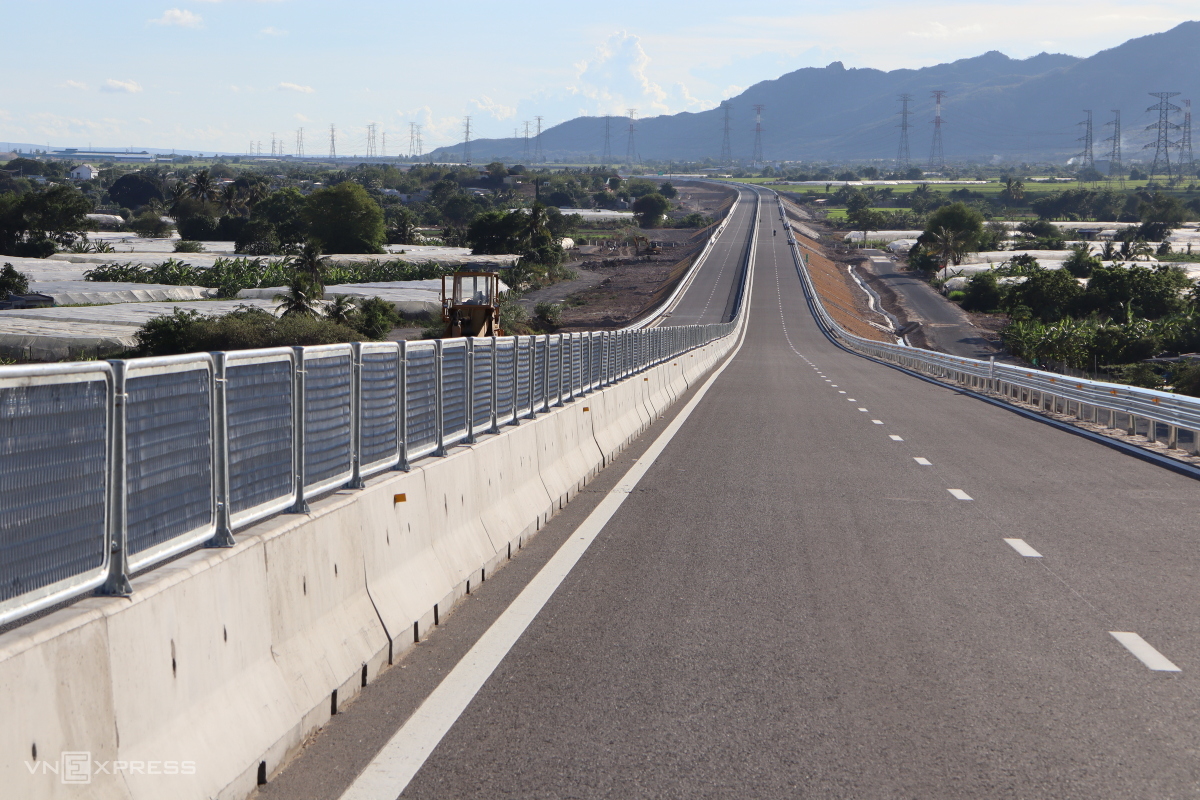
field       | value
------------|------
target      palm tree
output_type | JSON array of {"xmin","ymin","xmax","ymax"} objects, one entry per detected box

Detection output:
[
  {"xmin": 524, "ymin": 202, "xmax": 551, "ymax": 248},
  {"xmin": 218, "ymin": 183, "xmax": 244, "ymax": 216},
  {"xmin": 294, "ymin": 241, "xmax": 329, "ymax": 284},
  {"xmin": 275, "ymin": 272, "xmax": 323, "ymax": 318},
  {"xmin": 188, "ymin": 169, "xmax": 217, "ymax": 203},
  {"xmin": 166, "ymin": 182, "xmax": 189, "ymax": 214},
  {"xmin": 324, "ymin": 295, "xmax": 357, "ymax": 326},
  {"xmin": 1002, "ymin": 177, "xmax": 1025, "ymax": 203},
  {"xmin": 927, "ymin": 225, "xmax": 966, "ymax": 280}
]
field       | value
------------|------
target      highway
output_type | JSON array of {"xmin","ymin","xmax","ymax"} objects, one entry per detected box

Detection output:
[{"xmin": 260, "ymin": 186, "xmax": 1200, "ymax": 799}]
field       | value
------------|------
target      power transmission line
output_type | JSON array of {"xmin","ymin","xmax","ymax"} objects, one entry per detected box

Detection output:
[
  {"xmin": 897, "ymin": 94, "xmax": 912, "ymax": 171},
  {"xmin": 751, "ymin": 105, "xmax": 765, "ymax": 166},
  {"xmin": 522, "ymin": 121, "xmax": 530, "ymax": 163},
  {"xmin": 602, "ymin": 116, "xmax": 613, "ymax": 165},
  {"xmin": 409, "ymin": 123, "xmax": 422, "ymax": 158},
  {"xmin": 928, "ymin": 90, "xmax": 946, "ymax": 170},
  {"xmin": 534, "ymin": 116, "xmax": 544, "ymax": 163},
  {"xmin": 462, "ymin": 116, "xmax": 472, "ymax": 165},
  {"xmin": 366, "ymin": 123, "xmax": 377, "ymax": 158},
  {"xmin": 329, "ymin": 124, "xmax": 337, "ymax": 160},
  {"xmin": 1145, "ymin": 92, "xmax": 1181, "ymax": 180},
  {"xmin": 296, "ymin": 128, "xmax": 304, "ymax": 158},
  {"xmin": 720, "ymin": 101, "xmax": 733, "ymax": 164},
  {"xmin": 381, "ymin": 129, "xmax": 387, "ymax": 158},
  {"xmin": 1105, "ymin": 110, "xmax": 1124, "ymax": 187}
]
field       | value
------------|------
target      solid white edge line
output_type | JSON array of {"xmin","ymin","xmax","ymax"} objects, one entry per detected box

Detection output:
[
  {"xmin": 337, "ymin": 204, "xmax": 762, "ymax": 800},
  {"xmin": 948, "ymin": 489, "xmax": 973, "ymax": 500},
  {"xmin": 1110, "ymin": 631, "xmax": 1181, "ymax": 672},
  {"xmin": 1003, "ymin": 538, "xmax": 1042, "ymax": 558}
]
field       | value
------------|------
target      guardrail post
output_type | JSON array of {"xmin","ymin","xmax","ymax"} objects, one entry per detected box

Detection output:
[
  {"xmin": 540, "ymin": 334, "xmax": 551, "ymax": 412},
  {"xmin": 289, "ymin": 347, "xmax": 310, "ymax": 514},
  {"xmin": 466, "ymin": 338, "xmax": 477, "ymax": 444},
  {"xmin": 434, "ymin": 339, "xmax": 447, "ymax": 456},
  {"xmin": 1168, "ymin": 425, "xmax": 1179, "ymax": 450},
  {"xmin": 347, "ymin": 342, "xmax": 366, "ymax": 489},
  {"xmin": 397, "ymin": 341, "xmax": 410, "ymax": 470},
  {"xmin": 98, "ymin": 361, "xmax": 132, "ymax": 597},
  {"xmin": 489, "ymin": 336, "xmax": 500, "ymax": 434},
  {"xmin": 1126, "ymin": 413, "xmax": 1136, "ymax": 436},
  {"xmin": 210, "ymin": 353, "xmax": 235, "ymax": 548},
  {"xmin": 554, "ymin": 333, "xmax": 565, "ymax": 407}
]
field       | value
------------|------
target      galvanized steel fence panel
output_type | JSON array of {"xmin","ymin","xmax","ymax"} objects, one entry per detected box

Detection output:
[
  {"xmin": 495, "ymin": 338, "xmax": 516, "ymax": 426},
  {"xmin": 471, "ymin": 339, "xmax": 494, "ymax": 436},
  {"xmin": 405, "ymin": 342, "xmax": 438, "ymax": 461},
  {"xmin": 441, "ymin": 340, "xmax": 469, "ymax": 447},
  {"xmin": 302, "ymin": 345, "xmax": 353, "ymax": 498},
  {"xmin": 122, "ymin": 356, "xmax": 216, "ymax": 572},
  {"xmin": 222, "ymin": 349, "xmax": 295, "ymax": 530},
  {"xmin": 515, "ymin": 336, "xmax": 533, "ymax": 418},
  {"xmin": 357, "ymin": 342, "xmax": 401, "ymax": 478},
  {"xmin": 0, "ymin": 364, "xmax": 112, "ymax": 626}
]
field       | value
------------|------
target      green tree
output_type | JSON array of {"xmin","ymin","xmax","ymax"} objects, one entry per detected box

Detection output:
[
  {"xmin": 323, "ymin": 295, "xmax": 357, "ymax": 326},
  {"xmin": 1003, "ymin": 266, "xmax": 1083, "ymax": 323},
  {"xmin": 304, "ymin": 182, "xmax": 385, "ymax": 254},
  {"xmin": 108, "ymin": 172, "xmax": 164, "ymax": 208},
  {"xmin": 0, "ymin": 184, "xmax": 92, "ymax": 256},
  {"xmin": 188, "ymin": 169, "xmax": 218, "ymax": 203},
  {"xmin": 632, "ymin": 193, "xmax": 670, "ymax": 228},
  {"xmin": 960, "ymin": 271, "xmax": 1002, "ymax": 312},
  {"xmin": 922, "ymin": 202, "xmax": 984, "ymax": 255},
  {"xmin": 467, "ymin": 210, "xmax": 524, "ymax": 255},
  {"xmin": 0, "ymin": 263, "xmax": 30, "ymax": 298},
  {"xmin": 1063, "ymin": 244, "xmax": 1101, "ymax": 278},
  {"xmin": 275, "ymin": 271, "xmax": 324, "ymax": 318}
]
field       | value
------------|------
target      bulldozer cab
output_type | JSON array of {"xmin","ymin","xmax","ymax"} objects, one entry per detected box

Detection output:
[{"xmin": 441, "ymin": 271, "xmax": 504, "ymax": 338}]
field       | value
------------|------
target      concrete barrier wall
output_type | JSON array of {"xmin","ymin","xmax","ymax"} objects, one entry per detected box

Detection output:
[{"xmin": 0, "ymin": 330, "xmax": 739, "ymax": 800}]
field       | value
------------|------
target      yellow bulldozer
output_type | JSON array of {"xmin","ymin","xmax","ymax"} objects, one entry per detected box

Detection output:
[{"xmin": 441, "ymin": 271, "xmax": 505, "ymax": 338}]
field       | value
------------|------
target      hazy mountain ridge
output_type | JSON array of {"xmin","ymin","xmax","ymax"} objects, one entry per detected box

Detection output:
[{"xmin": 435, "ymin": 22, "xmax": 1200, "ymax": 164}]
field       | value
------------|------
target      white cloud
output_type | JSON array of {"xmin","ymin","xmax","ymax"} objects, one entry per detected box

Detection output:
[
  {"xmin": 260, "ymin": 26, "xmax": 287, "ymax": 36},
  {"xmin": 908, "ymin": 22, "xmax": 984, "ymax": 40},
  {"xmin": 138, "ymin": 117, "xmax": 154, "ymax": 124},
  {"xmin": 294, "ymin": 113, "xmax": 310, "ymax": 122},
  {"xmin": 471, "ymin": 96, "xmax": 517, "ymax": 121},
  {"xmin": 279, "ymin": 82, "xmax": 314, "ymax": 93},
  {"xmin": 150, "ymin": 9, "xmax": 204, "ymax": 28},
  {"xmin": 569, "ymin": 31, "xmax": 670, "ymax": 117},
  {"xmin": 101, "ymin": 79, "xmax": 143, "ymax": 94},
  {"xmin": 61, "ymin": 80, "xmax": 88, "ymax": 90}
]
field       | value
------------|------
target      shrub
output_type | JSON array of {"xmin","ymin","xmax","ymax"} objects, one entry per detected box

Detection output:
[
  {"xmin": 948, "ymin": 290, "xmax": 966, "ymax": 302},
  {"xmin": 129, "ymin": 211, "xmax": 172, "ymax": 239},
  {"xmin": 133, "ymin": 306, "xmax": 365, "ymax": 357},
  {"xmin": 534, "ymin": 301, "xmax": 562, "ymax": 326},
  {"xmin": 173, "ymin": 240, "xmax": 205, "ymax": 253},
  {"xmin": 960, "ymin": 271, "xmax": 1003, "ymax": 313}
]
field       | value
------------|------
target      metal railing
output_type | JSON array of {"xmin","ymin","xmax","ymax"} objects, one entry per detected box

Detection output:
[
  {"xmin": 0, "ymin": 327, "xmax": 735, "ymax": 627},
  {"xmin": 777, "ymin": 194, "xmax": 1200, "ymax": 461}
]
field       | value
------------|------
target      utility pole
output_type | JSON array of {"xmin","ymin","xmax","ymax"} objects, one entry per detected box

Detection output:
[
  {"xmin": 626, "ymin": 109, "xmax": 637, "ymax": 166},
  {"xmin": 928, "ymin": 90, "xmax": 946, "ymax": 171},
  {"xmin": 897, "ymin": 94, "xmax": 912, "ymax": 171},
  {"xmin": 381, "ymin": 129, "xmax": 387, "ymax": 158},
  {"xmin": 1145, "ymin": 92, "xmax": 1181, "ymax": 180},
  {"xmin": 522, "ymin": 121, "xmax": 531, "ymax": 163},
  {"xmin": 720, "ymin": 101, "xmax": 733, "ymax": 164},
  {"xmin": 366, "ymin": 123, "xmax": 377, "ymax": 158},
  {"xmin": 296, "ymin": 128, "xmax": 304, "ymax": 158},
  {"xmin": 1077, "ymin": 110, "xmax": 1094, "ymax": 184},
  {"xmin": 270, "ymin": 132, "xmax": 277, "ymax": 157},
  {"xmin": 751, "ymin": 105, "xmax": 765, "ymax": 166},
  {"xmin": 534, "ymin": 116, "xmax": 544, "ymax": 163},
  {"xmin": 329, "ymin": 124, "xmax": 337, "ymax": 160},
  {"xmin": 1105, "ymin": 110, "xmax": 1124, "ymax": 187},
  {"xmin": 602, "ymin": 116, "xmax": 613, "ymax": 166},
  {"xmin": 462, "ymin": 116, "xmax": 471, "ymax": 166}
]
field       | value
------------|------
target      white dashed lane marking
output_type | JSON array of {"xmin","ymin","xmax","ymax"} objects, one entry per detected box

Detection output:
[
  {"xmin": 1110, "ymin": 632, "xmax": 1181, "ymax": 672},
  {"xmin": 872, "ymin": 420, "xmax": 884, "ymax": 425},
  {"xmin": 1004, "ymin": 538, "xmax": 1042, "ymax": 558},
  {"xmin": 888, "ymin": 435, "xmax": 904, "ymax": 441},
  {"xmin": 948, "ymin": 489, "xmax": 973, "ymax": 500},
  {"xmin": 913, "ymin": 457, "xmax": 932, "ymax": 466}
]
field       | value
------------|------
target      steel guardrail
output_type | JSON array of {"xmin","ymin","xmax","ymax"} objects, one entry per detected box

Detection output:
[{"xmin": 774, "ymin": 193, "xmax": 1200, "ymax": 457}]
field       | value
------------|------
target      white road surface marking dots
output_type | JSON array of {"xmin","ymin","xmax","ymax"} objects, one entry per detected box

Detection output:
[
  {"xmin": 913, "ymin": 457, "xmax": 932, "ymax": 466},
  {"xmin": 1109, "ymin": 632, "xmax": 1181, "ymax": 672},
  {"xmin": 848, "ymin": 398, "xmax": 856, "ymax": 402},
  {"xmin": 1004, "ymin": 538, "xmax": 1042, "ymax": 558},
  {"xmin": 858, "ymin": 408, "xmax": 869, "ymax": 412},
  {"xmin": 838, "ymin": 390, "xmax": 846, "ymax": 394},
  {"xmin": 889, "ymin": 435, "xmax": 904, "ymax": 441},
  {"xmin": 948, "ymin": 489, "xmax": 973, "ymax": 500},
  {"xmin": 872, "ymin": 420, "xmax": 884, "ymax": 425}
]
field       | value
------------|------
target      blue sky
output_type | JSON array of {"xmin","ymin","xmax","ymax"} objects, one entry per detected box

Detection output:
[{"xmin": 1, "ymin": 1, "xmax": 1194, "ymax": 154}]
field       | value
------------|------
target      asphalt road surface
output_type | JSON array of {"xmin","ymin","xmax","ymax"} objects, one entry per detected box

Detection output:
[
  {"xmin": 259, "ymin": 186, "xmax": 1200, "ymax": 800},
  {"xmin": 859, "ymin": 248, "xmax": 1001, "ymax": 360}
]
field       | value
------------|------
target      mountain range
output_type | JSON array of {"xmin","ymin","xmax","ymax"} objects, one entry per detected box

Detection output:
[{"xmin": 430, "ymin": 21, "xmax": 1200, "ymax": 166}]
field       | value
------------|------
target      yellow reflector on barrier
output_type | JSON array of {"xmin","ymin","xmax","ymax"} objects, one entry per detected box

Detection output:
[{"xmin": 394, "ymin": 494, "xmax": 406, "ymax": 504}]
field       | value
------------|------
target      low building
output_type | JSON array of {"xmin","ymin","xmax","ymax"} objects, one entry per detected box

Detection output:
[{"xmin": 70, "ymin": 164, "xmax": 100, "ymax": 181}]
